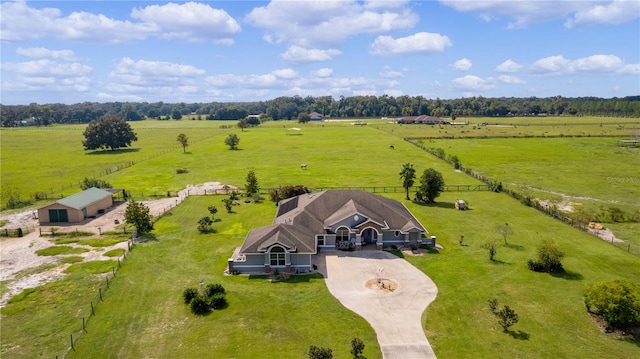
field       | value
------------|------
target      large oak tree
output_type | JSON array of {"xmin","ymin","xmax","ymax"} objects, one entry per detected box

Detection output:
[{"xmin": 82, "ymin": 115, "xmax": 138, "ymax": 151}]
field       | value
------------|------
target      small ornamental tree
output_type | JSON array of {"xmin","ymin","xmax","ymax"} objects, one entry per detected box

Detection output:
[
  {"xmin": 207, "ymin": 205, "xmax": 218, "ymax": 219},
  {"xmin": 224, "ymin": 133, "xmax": 240, "ymax": 150},
  {"xmin": 197, "ymin": 216, "xmax": 213, "ymax": 233},
  {"xmin": 82, "ymin": 115, "xmax": 138, "ymax": 151},
  {"xmin": 124, "ymin": 200, "xmax": 153, "ymax": 235},
  {"xmin": 482, "ymin": 240, "xmax": 497, "ymax": 261},
  {"xmin": 350, "ymin": 337, "xmax": 365, "ymax": 358},
  {"xmin": 496, "ymin": 305, "xmax": 519, "ymax": 332},
  {"xmin": 222, "ymin": 197, "xmax": 234, "ymax": 213},
  {"xmin": 418, "ymin": 168, "xmax": 445, "ymax": 203},
  {"xmin": 245, "ymin": 170, "xmax": 260, "ymax": 197},
  {"xmin": 237, "ymin": 118, "xmax": 249, "ymax": 131},
  {"xmin": 495, "ymin": 223, "xmax": 513, "ymax": 245},
  {"xmin": 183, "ymin": 288, "xmax": 198, "ymax": 304},
  {"xmin": 177, "ymin": 133, "xmax": 189, "ymax": 153}
]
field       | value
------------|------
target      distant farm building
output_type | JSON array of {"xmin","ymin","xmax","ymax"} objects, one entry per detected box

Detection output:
[
  {"xmin": 37, "ymin": 187, "xmax": 116, "ymax": 224},
  {"xmin": 396, "ymin": 115, "xmax": 449, "ymax": 125},
  {"xmin": 309, "ymin": 112, "xmax": 324, "ymax": 121}
]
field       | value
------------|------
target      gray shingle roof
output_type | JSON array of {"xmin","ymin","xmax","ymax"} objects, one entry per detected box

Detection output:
[{"xmin": 240, "ymin": 190, "xmax": 426, "ymax": 255}]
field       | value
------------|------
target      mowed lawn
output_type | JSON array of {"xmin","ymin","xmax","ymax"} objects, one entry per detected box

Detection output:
[
  {"xmin": 415, "ymin": 137, "xmax": 640, "ymax": 208},
  {"xmin": 67, "ymin": 196, "xmax": 382, "ymax": 359},
  {"xmin": 24, "ymin": 190, "xmax": 640, "ymax": 359},
  {"xmin": 0, "ymin": 121, "xmax": 228, "ymax": 205}
]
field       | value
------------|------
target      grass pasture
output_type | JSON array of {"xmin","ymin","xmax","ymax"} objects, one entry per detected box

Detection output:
[{"xmin": 1, "ymin": 117, "xmax": 639, "ymax": 358}]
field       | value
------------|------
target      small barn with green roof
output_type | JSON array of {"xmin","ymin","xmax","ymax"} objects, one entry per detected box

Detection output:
[{"xmin": 37, "ymin": 187, "xmax": 115, "ymax": 224}]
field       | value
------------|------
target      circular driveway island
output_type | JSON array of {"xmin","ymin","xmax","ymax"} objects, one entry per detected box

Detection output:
[{"xmin": 315, "ymin": 250, "xmax": 438, "ymax": 359}]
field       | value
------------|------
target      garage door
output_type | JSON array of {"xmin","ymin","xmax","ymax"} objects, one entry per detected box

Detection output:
[{"xmin": 49, "ymin": 209, "xmax": 69, "ymax": 222}]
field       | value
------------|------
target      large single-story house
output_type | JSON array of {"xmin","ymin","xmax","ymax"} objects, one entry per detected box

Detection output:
[
  {"xmin": 395, "ymin": 115, "xmax": 449, "ymax": 125},
  {"xmin": 37, "ymin": 187, "xmax": 115, "ymax": 224},
  {"xmin": 229, "ymin": 190, "xmax": 429, "ymax": 274}
]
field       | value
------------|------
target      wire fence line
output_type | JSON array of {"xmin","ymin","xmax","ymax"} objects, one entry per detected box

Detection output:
[
  {"xmin": 404, "ymin": 137, "xmax": 639, "ymax": 257},
  {"xmin": 55, "ymin": 241, "xmax": 132, "ymax": 359}
]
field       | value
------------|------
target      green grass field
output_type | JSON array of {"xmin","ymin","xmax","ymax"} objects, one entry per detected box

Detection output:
[{"xmin": 1, "ymin": 117, "xmax": 639, "ymax": 358}]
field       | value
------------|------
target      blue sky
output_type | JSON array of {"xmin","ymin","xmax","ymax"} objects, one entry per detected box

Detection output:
[{"xmin": 1, "ymin": 0, "xmax": 639, "ymax": 105}]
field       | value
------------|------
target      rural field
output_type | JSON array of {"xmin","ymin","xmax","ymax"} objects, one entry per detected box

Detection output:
[{"xmin": 1, "ymin": 117, "xmax": 639, "ymax": 358}]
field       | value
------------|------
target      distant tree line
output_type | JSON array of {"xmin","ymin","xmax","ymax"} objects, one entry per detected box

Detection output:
[{"xmin": 2, "ymin": 95, "xmax": 639, "ymax": 126}]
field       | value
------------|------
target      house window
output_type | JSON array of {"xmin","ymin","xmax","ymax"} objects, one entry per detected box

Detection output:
[
  {"xmin": 270, "ymin": 247, "xmax": 286, "ymax": 266},
  {"xmin": 317, "ymin": 235, "xmax": 325, "ymax": 246},
  {"xmin": 394, "ymin": 230, "xmax": 400, "ymax": 237},
  {"xmin": 336, "ymin": 228, "xmax": 349, "ymax": 241}
]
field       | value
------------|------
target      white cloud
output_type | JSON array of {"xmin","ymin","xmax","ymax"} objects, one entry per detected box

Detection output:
[
  {"xmin": 245, "ymin": 0, "xmax": 419, "ymax": 47},
  {"xmin": 439, "ymin": 0, "xmax": 640, "ymax": 28},
  {"xmin": 272, "ymin": 68, "xmax": 298, "ymax": 79},
  {"xmin": 0, "ymin": 1, "xmax": 151, "ymax": 43},
  {"xmin": 131, "ymin": 2, "xmax": 240, "ymax": 42},
  {"xmin": 497, "ymin": 75, "xmax": 525, "ymax": 84},
  {"xmin": 530, "ymin": 54, "xmax": 639, "ymax": 75},
  {"xmin": 451, "ymin": 75, "xmax": 495, "ymax": 91},
  {"xmin": 496, "ymin": 59, "xmax": 523, "ymax": 73},
  {"xmin": 452, "ymin": 58, "xmax": 472, "ymax": 71},
  {"xmin": 0, "ymin": 1, "xmax": 240, "ymax": 44},
  {"xmin": 2, "ymin": 59, "xmax": 91, "ymax": 77},
  {"xmin": 281, "ymin": 46, "xmax": 342, "ymax": 64},
  {"xmin": 312, "ymin": 68, "xmax": 334, "ymax": 78},
  {"xmin": 380, "ymin": 69, "xmax": 404, "ymax": 78},
  {"xmin": 16, "ymin": 47, "xmax": 77, "ymax": 61},
  {"xmin": 370, "ymin": 32, "xmax": 452, "ymax": 56},
  {"xmin": 566, "ymin": 0, "xmax": 640, "ymax": 28},
  {"xmin": 109, "ymin": 58, "xmax": 205, "ymax": 86}
]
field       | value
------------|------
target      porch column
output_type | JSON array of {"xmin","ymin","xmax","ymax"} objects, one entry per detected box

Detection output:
[{"xmin": 355, "ymin": 233, "xmax": 362, "ymax": 251}]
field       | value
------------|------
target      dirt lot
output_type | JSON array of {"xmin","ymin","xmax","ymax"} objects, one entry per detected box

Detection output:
[{"xmin": 0, "ymin": 182, "xmax": 234, "ymax": 306}]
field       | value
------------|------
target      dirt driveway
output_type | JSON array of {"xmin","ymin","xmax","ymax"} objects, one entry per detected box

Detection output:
[
  {"xmin": 0, "ymin": 182, "xmax": 234, "ymax": 306},
  {"xmin": 315, "ymin": 250, "xmax": 438, "ymax": 359}
]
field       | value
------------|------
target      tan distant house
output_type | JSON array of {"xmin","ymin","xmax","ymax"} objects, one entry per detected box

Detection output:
[
  {"xmin": 38, "ymin": 187, "xmax": 115, "ymax": 224},
  {"xmin": 309, "ymin": 112, "xmax": 323, "ymax": 121}
]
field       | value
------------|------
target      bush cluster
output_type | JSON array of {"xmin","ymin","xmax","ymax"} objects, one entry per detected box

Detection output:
[
  {"xmin": 176, "ymin": 168, "xmax": 189, "ymax": 174},
  {"xmin": 585, "ymin": 280, "xmax": 640, "ymax": 330},
  {"xmin": 183, "ymin": 283, "xmax": 228, "ymax": 315}
]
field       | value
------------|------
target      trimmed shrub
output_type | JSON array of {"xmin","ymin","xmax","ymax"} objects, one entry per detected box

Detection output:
[
  {"xmin": 190, "ymin": 295, "xmax": 211, "ymax": 315},
  {"xmin": 527, "ymin": 259, "xmax": 545, "ymax": 272},
  {"xmin": 183, "ymin": 287, "xmax": 198, "ymax": 304},
  {"xmin": 209, "ymin": 293, "xmax": 227, "ymax": 310},
  {"xmin": 204, "ymin": 283, "xmax": 226, "ymax": 297}
]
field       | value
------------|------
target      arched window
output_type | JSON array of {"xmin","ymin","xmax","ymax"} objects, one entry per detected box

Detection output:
[
  {"xmin": 336, "ymin": 227, "xmax": 350, "ymax": 241},
  {"xmin": 270, "ymin": 246, "xmax": 285, "ymax": 266}
]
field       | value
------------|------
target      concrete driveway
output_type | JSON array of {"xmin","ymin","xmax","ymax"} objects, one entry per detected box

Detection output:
[{"xmin": 314, "ymin": 250, "xmax": 438, "ymax": 359}]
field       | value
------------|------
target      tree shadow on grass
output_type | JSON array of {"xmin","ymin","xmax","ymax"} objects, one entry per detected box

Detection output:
[
  {"xmin": 414, "ymin": 201, "xmax": 456, "ymax": 210},
  {"xmin": 550, "ymin": 270, "xmax": 583, "ymax": 281},
  {"xmin": 507, "ymin": 330, "xmax": 530, "ymax": 340},
  {"xmin": 490, "ymin": 259, "xmax": 510, "ymax": 265},
  {"xmin": 85, "ymin": 148, "xmax": 140, "ymax": 155},
  {"xmin": 503, "ymin": 243, "xmax": 525, "ymax": 251}
]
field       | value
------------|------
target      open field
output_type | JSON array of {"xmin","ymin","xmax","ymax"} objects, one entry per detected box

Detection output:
[{"xmin": 1, "ymin": 117, "xmax": 639, "ymax": 358}]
